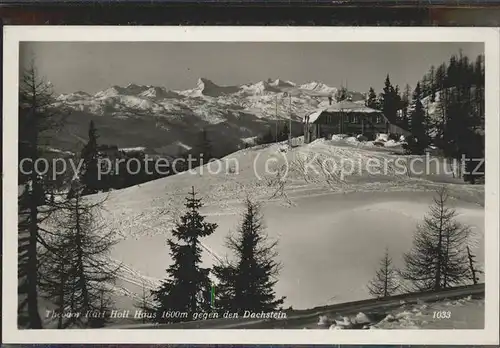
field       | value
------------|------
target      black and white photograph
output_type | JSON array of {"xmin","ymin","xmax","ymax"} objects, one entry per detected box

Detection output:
[{"xmin": 3, "ymin": 27, "xmax": 499, "ymax": 345}]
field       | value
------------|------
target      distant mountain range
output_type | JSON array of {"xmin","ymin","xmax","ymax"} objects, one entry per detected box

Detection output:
[{"xmin": 51, "ymin": 78, "xmax": 366, "ymax": 157}]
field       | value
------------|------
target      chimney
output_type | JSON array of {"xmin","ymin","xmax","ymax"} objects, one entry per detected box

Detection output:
[{"xmin": 328, "ymin": 96, "xmax": 333, "ymax": 105}]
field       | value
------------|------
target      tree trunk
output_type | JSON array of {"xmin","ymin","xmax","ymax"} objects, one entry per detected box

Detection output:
[
  {"xmin": 467, "ymin": 246, "xmax": 478, "ymax": 285},
  {"xmin": 28, "ymin": 183, "xmax": 42, "ymax": 328},
  {"xmin": 27, "ymin": 102, "xmax": 42, "ymax": 328},
  {"xmin": 434, "ymin": 197, "xmax": 445, "ymax": 290},
  {"xmin": 75, "ymin": 194, "xmax": 90, "ymax": 320},
  {"xmin": 57, "ymin": 263, "xmax": 65, "ymax": 329}
]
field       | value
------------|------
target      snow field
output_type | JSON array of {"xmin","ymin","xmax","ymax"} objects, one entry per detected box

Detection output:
[
  {"xmin": 314, "ymin": 295, "xmax": 484, "ymax": 330},
  {"xmin": 84, "ymin": 139, "xmax": 484, "ymax": 310}
]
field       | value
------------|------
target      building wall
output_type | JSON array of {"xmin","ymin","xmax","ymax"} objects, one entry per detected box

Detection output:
[
  {"xmin": 388, "ymin": 123, "xmax": 411, "ymax": 137},
  {"xmin": 303, "ymin": 110, "xmax": 407, "ymax": 143}
]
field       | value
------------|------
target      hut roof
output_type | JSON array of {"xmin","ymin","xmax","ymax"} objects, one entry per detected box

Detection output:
[{"xmin": 304, "ymin": 101, "xmax": 381, "ymax": 123}]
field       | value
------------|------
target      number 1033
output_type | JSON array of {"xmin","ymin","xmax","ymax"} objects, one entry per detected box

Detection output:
[{"xmin": 433, "ymin": 310, "xmax": 451, "ymax": 319}]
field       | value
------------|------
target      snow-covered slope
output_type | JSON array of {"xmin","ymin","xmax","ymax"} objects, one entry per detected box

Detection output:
[
  {"xmin": 86, "ymin": 138, "xmax": 484, "ymax": 311},
  {"xmin": 52, "ymin": 78, "xmax": 363, "ymax": 155}
]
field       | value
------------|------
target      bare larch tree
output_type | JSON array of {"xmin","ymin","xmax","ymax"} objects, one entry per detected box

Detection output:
[
  {"xmin": 401, "ymin": 187, "xmax": 472, "ymax": 291},
  {"xmin": 367, "ymin": 247, "xmax": 400, "ymax": 298},
  {"xmin": 38, "ymin": 182, "xmax": 119, "ymax": 328},
  {"xmin": 18, "ymin": 61, "xmax": 67, "ymax": 328}
]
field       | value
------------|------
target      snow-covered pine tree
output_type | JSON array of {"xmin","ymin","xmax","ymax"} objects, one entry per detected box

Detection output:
[
  {"xmin": 151, "ymin": 186, "xmax": 217, "ymax": 322},
  {"xmin": 401, "ymin": 187, "xmax": 472, "ymax": 291},
  {"xmin": 80, "ymin": 121, "xmax": 101, "ymax": 195},
  {"xmin": 213, "ymin": 198, "xmax": 285, "ymax": 314},
  {"xmin": 367, "ymin": 247, "xmax": 400, "ymax": 298}
]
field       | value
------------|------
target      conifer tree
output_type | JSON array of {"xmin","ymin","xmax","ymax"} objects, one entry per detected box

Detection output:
[
  {"xmin": 213, "ymin": 198, "xmax": 285, "ymax": 314},
  {"xmin": 87, "ymin": 286, "xmax": 114, "ymax": 328},
  {"xmin": 421, "ymin": 73, "xmax": 431, "ymax": 99},
  {"xmin": 407, "ymin": 52, "xmax": 484, "ymax": 183},
  {"xmin": 366, "ymin": 87, "xmax": 379, "ymax": 109},
  {"xmin": 474, "ymin": 54, "xmax": 485, "ymax": 120},
  {"xmin": 408, "ymin": 82, "xmax": 428, "ymax": 154},
  {"xmin": 38, "ymin": 182, "xmax": 119, "ymax": 328},
  {"xmin": 367, "ymin": 248, "xmax": 400, "ymax": 298},
  {"xmin": 433, "ymin": 62, "xmax": 448, "ymax": 150},
  {"xmin": 401, "ymin": 187, "xmax": 472, "ymax": 291},
  {"xmin": 381, "ymin": 75, "xmax": 398, "ymax": 125},
  {"xmin": 211, "ymin": 259, "xmax": 237, "ymax": 313},
  {"xmin": 394, "ymin": 84, "xmax": 403, "ymax": 124},
  {"xmin": 36, "ymin": 225, "xmax": 71, "ymax": 329},
  {"xmin": 401, "ymin": 84, "xmax": 412, "ymax": 129},
  {"xmin": 18, "ymin": 61, "xmax": 67, "ymax": 328},
  {"xmin": 435, "ymin": 63, "xmax": 447, "ymax": 93},
  {"xmin": 80, "ymin": 121, "xmax": 100, "ymax": 195},
  {"xmin": 151, "ymin": 187, "xmax": 217, "ymax": 322},
  {"xmin": 429, "ymin": 65, "xmax": 437, "ymax": 102}
]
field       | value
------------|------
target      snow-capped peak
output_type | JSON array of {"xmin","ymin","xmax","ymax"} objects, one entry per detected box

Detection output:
[
  {"xmin": 188, "ymin": 78, "xmax": 241, "ymax": 97},
  {"xmin": 139, "ymin": 86, "xmax": 181, "ymax": 100},
  {"xmin": 95, "ymin": 85, "xmax": 126, "ymax": 98},
  {"xmin": 55, "ymin": 78, "xmax": 360, "ymax": 123},
  {"xmin": 95, "ymin": 84, "xmax": 153, "ymax": 98},
  {"xmin": 269, "ymin": 79, "xmax": 295, "ymax": 88},
  {"xmin": 241, "ymin": 80, "xmax": 280, "ymax": 95},
  {"xmin": 196, "ymin": 77, "xmax": 215, "ymax": 90},
  {"xmin": 298, "ymin": 81, "xmax": 338, "ymax": 97},
  {"xmin": 56, "ymin": 90, "xmax": 92, "ymax": 102},
  {"xmin": 124, "ymin": 84, "xmax": 151, "ymax": 95}
]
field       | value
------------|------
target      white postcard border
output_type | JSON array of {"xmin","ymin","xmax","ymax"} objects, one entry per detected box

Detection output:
[{"xmin": 2, "ymin": 26, "xmax": 499, "ymax": 345}]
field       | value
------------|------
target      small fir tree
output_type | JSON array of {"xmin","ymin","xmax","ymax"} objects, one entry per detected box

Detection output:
[
  {"xmin": 213, "ymin": 198, "xmax": 285, "ymax": 314},
  {"xmin": 151, "ymin": 186, "xmax": 218, "ymax": 322}
]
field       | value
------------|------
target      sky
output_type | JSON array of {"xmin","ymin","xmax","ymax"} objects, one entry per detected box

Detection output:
[{"xmin": 20, "ymin": 42, "xmax": 483, "ymax": 95}]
